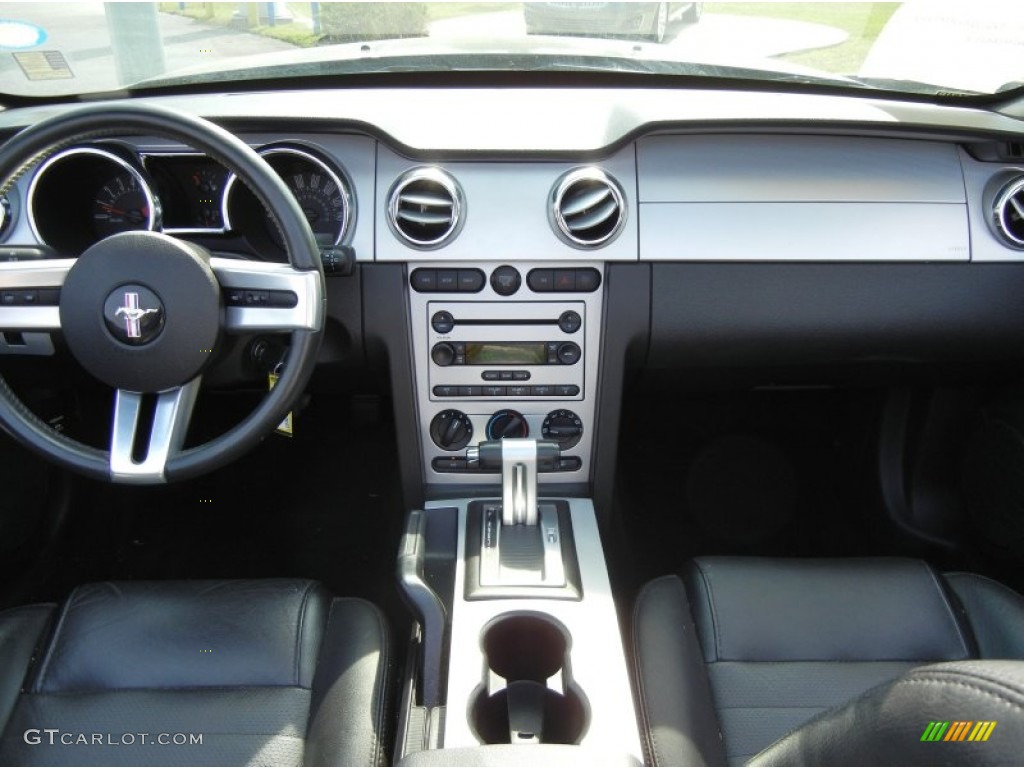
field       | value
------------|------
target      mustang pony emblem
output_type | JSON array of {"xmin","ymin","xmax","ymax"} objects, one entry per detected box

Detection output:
[{"xmin": 114, "ymin": 292, "xmax": 160, "ymax": 339}]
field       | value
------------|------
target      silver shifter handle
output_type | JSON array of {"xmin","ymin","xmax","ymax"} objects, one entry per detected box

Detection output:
[{"xmin": 465, "ymin": 439, "xmax": 561, "ymax": 526}]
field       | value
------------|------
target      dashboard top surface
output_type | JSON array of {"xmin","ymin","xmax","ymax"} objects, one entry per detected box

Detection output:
[{"xmin": 0, "ymin": 86, "xmax": 1021, "ymax": 154}]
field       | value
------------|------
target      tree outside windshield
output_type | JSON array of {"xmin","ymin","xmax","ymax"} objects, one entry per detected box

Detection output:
[{"xmin": 0, "ymin": 2, "xmax": 1019, "ymax": 98}]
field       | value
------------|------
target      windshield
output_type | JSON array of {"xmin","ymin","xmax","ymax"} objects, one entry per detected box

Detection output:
[{"xmin": 0, "ymin": 2, "xmax": 1020, "ymax": 99}]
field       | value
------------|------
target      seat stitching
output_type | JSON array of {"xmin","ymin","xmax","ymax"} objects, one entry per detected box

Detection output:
[
  {"xmin": 368, "ymin": 600, "xmax": 391, "ymax": 767},
  {"xmin": 630, "ymin": 578, "xmax": 665, "ymax": 766},
  {"xmin": 946, "ymin": 571, "xmax": 1024, "ymax": 601},
  {"xmin": 32, "ymin": 587, "xmax": 82, "ymax": 693},
  {"xmin": 920, "ymin": 562, "xmax": 971, "ymax": 658},
  {"xmin": 900, "ymin": 677, "xmax": 1024, "ymax": 711},
  {"xmin": 692, "ymin": 561, "xmax": 722, "ymax": 662},
  {"xmin": 294, "ymin": 582, "xmax": 317, "ymax": 687}
]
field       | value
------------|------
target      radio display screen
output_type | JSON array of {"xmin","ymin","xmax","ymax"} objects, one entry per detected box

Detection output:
[{"xmin": 465, "ymin": 342, "xmax": 547, "ymax": 365}]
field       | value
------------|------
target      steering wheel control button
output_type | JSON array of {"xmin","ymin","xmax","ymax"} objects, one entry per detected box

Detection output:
[
  {"xmin": 103, "ymin": 285, "xmax": 164, "ymax": 346},
  {"xmin": 490, "ymin": 265, "xmax": 521, "ymax": 296},
  {"xmin": 431, "ymin": 310, "xmax": 455, "ymax": 334},
  {"xmin": 558, "ymin": 310, "xmax": 582, "ymax": 334},
  {"xmin": 60, "ymin": 231, "xmax": 221, "ymax": 393},
  {"xmin": 224, "ymin": 289, "xmax": 297, "ymax": 308}
]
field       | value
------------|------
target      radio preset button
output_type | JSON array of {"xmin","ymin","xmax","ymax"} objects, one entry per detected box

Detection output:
[
  {"xmin": 432, "ymin": 385, "xmax": 458, "ymax": 397},
  {"xmin": 556, "ymin": 385, "xmax": 581, "ymax": 397},
  {"xmin": 509, "ymin": 385, "xmax": 531, "ymax": 397},
  {"xmin": 484, "ymin": 385, "xmax": 507, "ymax": 397},
  {"xmin": 460, "ymin": 386, "xmax": 482, "ymax": 397},
  {"xmin": 532, "ymin": 385, "xmax": 554, "ymax": 396},
  {"xmin": 431, "ymin": 310, "xmax": 455, "ymax": 334}
]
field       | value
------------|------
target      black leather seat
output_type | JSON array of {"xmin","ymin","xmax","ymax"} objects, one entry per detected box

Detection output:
[
  {"xmin": 633, "ymin": 557, "xmax": 1024, "ymax": 766},
  {"xmin": 0, "ymin": 579, "xmax": 391, "ymax": 766}
]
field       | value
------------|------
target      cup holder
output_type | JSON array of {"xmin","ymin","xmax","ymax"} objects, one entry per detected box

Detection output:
[{"xmin": 470, "ymin": 613, "xmax": 589, "ymax": 745}]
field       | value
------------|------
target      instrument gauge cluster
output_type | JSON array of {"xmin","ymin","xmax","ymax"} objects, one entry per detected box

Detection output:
[{"xmin": 24, "ymin": 141, "xmax": 353, "ymax": 260}]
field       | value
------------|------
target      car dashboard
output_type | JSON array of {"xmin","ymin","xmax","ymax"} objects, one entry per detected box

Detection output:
[
  {"xmin": 2, "ymin": 77, "xmax": 1024, "ymax": 764},
  {"xmin": 2, "ymin": 85, "xmax": 1024, "ymax": 496}
]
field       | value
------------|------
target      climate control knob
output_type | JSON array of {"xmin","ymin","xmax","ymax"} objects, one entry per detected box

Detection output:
[
  {"xmin": 431, "ymin": 342, "xmax": 456, "ymax": 367},
  {"xmin": 486, "ymin": 409, "xmax": 529, "ymax": 440},
  {"xmin": 542, "ymin": 409, "xmax": 583, "ymax": 450},
  {"xmin": 430, "ymin": 409, "xmax": 473, "ymax": 451}
]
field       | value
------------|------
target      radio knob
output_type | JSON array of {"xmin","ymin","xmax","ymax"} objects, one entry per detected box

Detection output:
[
  {"xmin": 486, "ymin": 409, "xmax": 529, "ymax": 440},
  {"xmin": 556, "ymin": 342, "xmax": 581, "ymax": 365},
  {"xmin": 430, "ymin": 410, "xmax": 473, "ymax": 451},
  {"xmin": 542, "ymin": 409, "xmax": 583, "ymax": 450},
  {"xmin": 432, "ymin": 342, "xmax": 456, "ymax": 367}
]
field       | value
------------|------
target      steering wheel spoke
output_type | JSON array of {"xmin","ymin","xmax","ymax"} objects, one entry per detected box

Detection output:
[
  {"xmin": 0, "ymin": 258, "xmax": 74, "ymax": 333},
  {"xmin": 110, "ymin": 378, "xmax": 201, "ymax": 483},
  {"xmin": 211, "ymin": 257, "xmax": 323, "ymax": 333}
]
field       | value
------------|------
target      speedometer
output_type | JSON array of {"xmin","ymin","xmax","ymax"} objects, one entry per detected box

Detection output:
[
  {"xmin": 284, "ymin": 168, "xmax": 347, "ymax": 247},
  {"xmin": 224, "ymin": 146, "xmax": 352, "ymax": 255}
]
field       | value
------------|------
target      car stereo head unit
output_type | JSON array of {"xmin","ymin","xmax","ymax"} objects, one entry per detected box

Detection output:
[{"xmin": 427, "ymin": 301, "xmax": 585, "ymax": 400}]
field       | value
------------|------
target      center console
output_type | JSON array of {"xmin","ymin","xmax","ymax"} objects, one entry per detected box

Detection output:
[{"xmin": 395, "ymin": 262, "xmax": 643, "ymax": 766}]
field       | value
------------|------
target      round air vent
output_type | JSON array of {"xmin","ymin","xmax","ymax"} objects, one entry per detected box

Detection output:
[
  {"xmin": 994, "ymin": 176, "xmax": 1024, "ymax": 249},
  {"xmin": 550, "ymin": 167, "xmax": 626, "ymax": 248},
  {"xmin": 388, "ymin": 167, "xmax": 463, "ymax": 249}
]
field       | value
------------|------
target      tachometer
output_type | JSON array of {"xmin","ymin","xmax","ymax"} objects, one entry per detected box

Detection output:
[
  {"xmin": 29, "ymin": 146, "xmax": 158, "ymax": 254},
  {"xmin": 92, "ymin": 171, "xmax": 151, "ymax": 238}
]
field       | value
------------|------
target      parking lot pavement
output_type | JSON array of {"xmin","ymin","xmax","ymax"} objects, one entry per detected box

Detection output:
[{"xmin": 0, "ymin": 3, "xmax": 295, "ymax": 97}]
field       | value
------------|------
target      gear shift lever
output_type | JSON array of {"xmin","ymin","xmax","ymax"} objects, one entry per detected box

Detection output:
[
  {"xmin": 466, "ymin": 439, "xmax": 560, "ymax": 526},
  {"xmin": 466, "ymin": 439, "xmax": 567, "ymax": 588}
]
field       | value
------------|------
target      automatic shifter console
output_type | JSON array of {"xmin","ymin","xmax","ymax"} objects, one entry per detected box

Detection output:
[{"xmin": 463, "ymin": 440, "xmax": 582, "ymax": 599}]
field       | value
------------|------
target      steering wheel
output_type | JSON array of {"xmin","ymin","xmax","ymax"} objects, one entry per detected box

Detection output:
[{"xmin": 0, "ymin": 103, "xmax": 325, "ymax": 483}]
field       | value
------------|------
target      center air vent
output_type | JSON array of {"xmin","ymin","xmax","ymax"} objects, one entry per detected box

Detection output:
[
  {"xmin": 550, "ymin": 167, "xmax": 626, "ymax": 249},
  {"xmin": 993, "ymin": 176, "xmax": 1024, "ymax": 249},
  {"xmin": 388, "ymin": 167, "xmax": 463, "ymax": 249}
]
